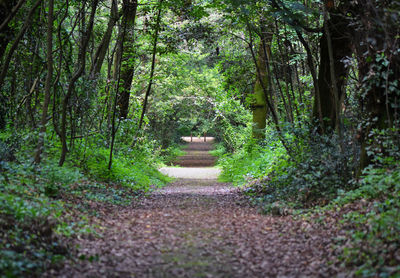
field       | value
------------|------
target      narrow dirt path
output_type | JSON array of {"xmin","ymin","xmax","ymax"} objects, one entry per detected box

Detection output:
[
  {"xmin": 159, "ymin": 137, "xmax": 221, "ymax": 179},
  {"xmin": 172, "ymin": 137, "xmax": 217, "ymax": 167},
  {"xmin": 53, "ymin": 139, "xmax": 337, "ymax": 277}
]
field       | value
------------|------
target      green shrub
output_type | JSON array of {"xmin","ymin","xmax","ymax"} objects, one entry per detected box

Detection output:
[
  {"xmin": 218, "ymin": 133, "xmax": 287, "ymax": 185},
  {"xmin": 221, "ymin": 124, "xmax": 356, "ymax": 208},
  {"xmin": 334, "ymin": 165, "xmax": 400, "ymax": 277},
  {"xmin": 0, "ymin": 187, "xmax": 67, "ymax": 277},
  {"xmin": 75, "ymin": 145, "xmax": 169, "ymax": 191}
]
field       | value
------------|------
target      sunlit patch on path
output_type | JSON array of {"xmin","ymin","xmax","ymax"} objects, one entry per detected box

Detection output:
[{"xmin": 159, "ymin": 168, "xmax": 221, "ymax": 179}]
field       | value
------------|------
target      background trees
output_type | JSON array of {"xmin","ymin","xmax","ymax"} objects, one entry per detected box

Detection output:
[
  {"xmin": 0, "ymin": 0, "xmax": 398, "ymax": 198},
  {"xmin": 0, "ymin": 0, "xmax": 398, "ymax": 194}
]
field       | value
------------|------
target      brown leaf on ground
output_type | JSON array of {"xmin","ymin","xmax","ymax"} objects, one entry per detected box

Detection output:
[
  {"xmin": 48, "ymin": 179, "xmax": 340, "ymax": 278},
  {"xmin": 47, "ymin": 140, "xmax": 341, "ymax": 277}
]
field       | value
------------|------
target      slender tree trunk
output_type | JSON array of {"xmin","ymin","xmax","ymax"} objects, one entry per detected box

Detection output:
[
  {"xmin": 108, "ymin": 0, "xmax": 134, "ymax": 170},
  {"xmin": 90, "ymin": 0, "xmax": 120, "ymax": 78},
  {"xmin": 51, "ymin": 1, "xmax": 69, "ymax": 139},
  {"xmin": 0, "ymin": 0, "xmax": 42, "ymax": 90},
  {"xmin": 247, "ymin": 24, "xmax": 278, "ymax": 132},
  {"xmin": 34, "ymin": 0, "xmax": 54, "ymax": 164},
  {"xmin": 247, "ymin": 21, "xmax": 291, "ymax": 154},
  {"xmin": 272, "ymin": 67, "xmax": 289, "ymax": 119},
  {"xmin": 0, "ymin": 0, "xmax": 26, "ymax": 34},
  {"xmin": 296, "ymin": 30, "xmax": 323, "ymax": 129},
  {"xmin": 0, "ymin": 0, "xmax": 17, "ymax": 63},
  {"xmin": 138, "ymin": 0, "xmax": 163, "ymax": 130},
  {"xmin": 59, "ymin": 0, "xmax": 98, "ymax": 166},
  {"xmin": 275, "ymin": 24, "xmax": 294, "ymax": 123},
  {"xmin": 0, "ymin": 0, "xmax": 42, "ymax": 129}
]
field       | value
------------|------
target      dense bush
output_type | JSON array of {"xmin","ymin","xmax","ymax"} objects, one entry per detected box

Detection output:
[
  {"xmin": 219, "ymin": 124, "xmax": 357, "ymax": 209},
  {"xmin": 218, "ymin": 130, "xmax": 286, "ymax": 185},
  {"xmin": 73, "ymin": 144, "xmax": 169, "ymax": 191}
]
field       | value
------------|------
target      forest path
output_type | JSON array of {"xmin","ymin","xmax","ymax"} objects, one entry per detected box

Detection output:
[
  {"xmin": 54, "ymin": 140, "xmax": 336, "ymax": 277},
  {"xmin": 159, "ymin": 137, "xmax": 221, "ymax": 179}
]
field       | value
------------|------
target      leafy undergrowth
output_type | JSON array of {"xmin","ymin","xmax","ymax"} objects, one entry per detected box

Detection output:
[
  {"xmin": 232, "ymin": 164, "xmax": 400, "ymax": 276},
  {"xmin": 0, "ymin": 154, "xmax": 169, "ymax": 277},
  {"xmin": 0, "ymin": 188, "xmax": 67, "ymax": 277},
  {"xmin": 237, "ymin": 163, "xmax": 400, "ymax": 276},
  {"xmin": 159, "ymin": 143, "xmax": 187, "ymax": 166},
  {"xmin": 208, "ymin": 142, "xmax": 226, "ymax": 158},
  {"xmin": 325, "ymin": 165, "xmax": 400, "ymax": 277},
  {"xmin": 217, "ymin": 137, "xmax": 286, "ymax": 185},
  {"xmin": 219, "ymin": 126, "xmax": 353, "ymax": 209}
]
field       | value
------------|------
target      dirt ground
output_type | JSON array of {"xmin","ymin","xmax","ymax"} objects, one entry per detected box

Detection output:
[{"xmin": 49, "ymin": 139, "xmax": 339, "ymax": 278}]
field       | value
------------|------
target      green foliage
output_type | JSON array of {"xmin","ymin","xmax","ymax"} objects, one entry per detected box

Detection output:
[
  {"xmin": 1, "ymin": 0, "xmax": 399, "ymax": 276},
  {"xmin": 0, "ymin": 164, "xmax": 68, "ymax": 276},
  {"xmin": 69, "ymin": 182, "xmax": 137, "ymax": 207},
  {"xmin": 160, "ymin": 143, "xmax": 187, "ymax": 165},
  {"xmin": 218, "ymin": 128, "xmax": 286, "ymax": 184},
  {"xmin": 333, "ymin": 165, "xmax": 400, "ymax": 277},
  {"xmin": 220, "ymin": 124, "xmax": 356, "ymax": 209},
  {"xmin": 365, "ymin": 126, "xmax": 400, "ymax": 168},
  {"xmin": 0, "ymin": 125, "xmax": 170, "ymax": 276},
  {"xmin": 148, "ymin": 51, "xmax": 251, "ymax": 148},
  {"xmin": 72, "ymin": 138, "xmax": 170, "ymax": 191},
  {"xmin": 208, "ymin": 142, "xmax": 226, "ymax": 158}
]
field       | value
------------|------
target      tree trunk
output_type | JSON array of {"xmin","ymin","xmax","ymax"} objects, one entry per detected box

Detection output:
[
  {"xmin": 0, "ymin": 0, "xmax": 42, "ymax": 129},
  {"xmin": 117, "ymin": 0, "xmax": 138, "ymax": 119},
  {"xmin": 247, "ymin": 21, "xmax": 291, "ymax": 153},
  {"xmin": 0, "ymin": 0, "xmax": 42, "ymax": 90},
  {"xmin": 353, "ymin": 0, "xmax": 400, "ymax": 171},
  {"xmin": 313, "ymin": 7, "xmax": 351, "ymax": 131},
  {"xmin": 59, "ymin": 0, "xmax": 98, "ymax": 166},
  {"xmin": 34, "ymin": 0, "xmax": 54, "ymax": 164},
  {"xmin": 0, "ymin": 0, "xmax": 18, "ymax": 63},
  {"xmin": 90, "ymin": 0, "xmax": 120, "ymax": 79},
  {"xmin": 138, "ymin": 0, "xmax": 163, "ymax": 130},
  {"xmin": 251, "ymin": 41, "xmax": 268, "ymax": 140}
]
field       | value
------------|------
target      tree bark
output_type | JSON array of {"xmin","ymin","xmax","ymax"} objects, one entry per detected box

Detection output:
[
  {"xmin": 0, "ymin": 0, "xmax": 18, "ymax": 63},
  {"xmin": 90, "ymin": 0, "xmax": 120, "ymax": 79},
  {"xmin": 138, "ymin": 0, "xmax": 163, "ymax": 130},
  {"xmin": 251, "ymin": 41, "xmax": 268, "ymax": 140},
  {"xmin": 0, "ymin": 0, "xmax": 42, "ymax": 90},
  {"xmin": 312, "ymin": 6, "xmax": 351, "ymax": 132},
  {"xmin": 34, "ymin": 0, "xmax": 54, "ymax": 164},
  {"xmin": 117, "ymin": 0, "xmax": 138, "ymax": 119},
  {"xmin": 296, "ymin": 31, "xmax": 323, "ymax": 129},
  {"xmin": 59, "ymin": 0, "xmax": 98, "ymax": 166},
  {"xmin": 353, "ymin": 0, "xmax": 400, "ymax": 171},
  {"xmin": 0, "ymin": 0, "xmax": 26, "ymax": 34},
  {"xmin": 0, "ymin": 0, "xmax": 42, "ymax": 129},
  {"xmin": 246, "ymin": 21, "xmax": 292, "ymax": 154}
]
